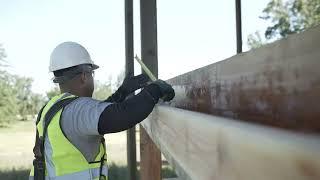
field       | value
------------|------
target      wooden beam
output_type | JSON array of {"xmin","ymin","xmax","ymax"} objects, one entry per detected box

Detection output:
[
  {"xmin": 142, "ymin": 106, "xmax": 320, "ymax": 180},
  {"xmin": 139, "ymin": 0, "xmax": 161, "ymax": 179},
  {"xmin": 167, "ymin": 26, "xmax": 320, "ymax": 134}
]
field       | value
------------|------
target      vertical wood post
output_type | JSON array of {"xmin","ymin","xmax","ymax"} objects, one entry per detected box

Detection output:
[
  {"xmin": 125, "ymin": 0, "xmax": 137, "ymax": 179},
  {"xmin": 235, "ymin": 0, "xmax": 242, "ymax": 53},
  {"xmin": 139, "ymin": 0, "xmax": 161, "ymax": 179}
]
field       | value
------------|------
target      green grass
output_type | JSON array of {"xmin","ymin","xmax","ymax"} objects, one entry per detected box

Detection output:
[
  {"xmin": 0, "ymin": 167, "xmax": 30, "ymax": 180},
  {"xmin": 0, "ymin": 121, "xmax": 178, "ymax": 180},
  {"xmin": 0, "ymin": 164, "xmax": 177, "ymax": 180}
]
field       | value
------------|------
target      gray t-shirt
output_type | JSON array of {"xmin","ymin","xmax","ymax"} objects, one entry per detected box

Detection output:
[{"xmin": 60, "ymin": 96, "xmax": 111, "ymax": 162}]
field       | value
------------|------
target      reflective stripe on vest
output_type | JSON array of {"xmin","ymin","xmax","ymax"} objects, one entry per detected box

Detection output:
[{"xmin": 30, "ymin": 94, "xmax": 108, "ymax": 180}]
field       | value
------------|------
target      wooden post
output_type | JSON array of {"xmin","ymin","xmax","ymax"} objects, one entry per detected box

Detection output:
[
  {"xmin": 125, "ymin": 0, "xmax": 137, "ymax": 179},
  {"xmin": 140, "ymin": 127, "xmax": 162, "ymax": 179},
  {"xmin": 139, "ymin": 0, "xmax": 161, "ymax": 179},
  {"xmin": 235, "ymin": 0, "xmax": 242, "ymax": 53}
]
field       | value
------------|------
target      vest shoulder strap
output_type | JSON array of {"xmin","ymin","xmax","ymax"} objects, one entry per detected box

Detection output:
[
  {"xmin": 42, "ymin": 97, "xmax": 78, "ymax": 138},
  {"xmin": 33, "ymin": 96, "xmax": 78, "ymax": 180}
]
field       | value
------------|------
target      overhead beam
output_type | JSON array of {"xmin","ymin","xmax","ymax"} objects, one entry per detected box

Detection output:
[
  {"xmin": 167, "ymin": 26, "xmax": 320, "ymax": 134},
  {"xmin": 139, "ymin": 0, "xmax": 161, "ymax": 179}
]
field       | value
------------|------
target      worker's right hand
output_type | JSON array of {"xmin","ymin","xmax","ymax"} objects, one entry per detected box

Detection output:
[{"xmin": 152, "ymin": 80, "xmax": 175, "ymax": 102}]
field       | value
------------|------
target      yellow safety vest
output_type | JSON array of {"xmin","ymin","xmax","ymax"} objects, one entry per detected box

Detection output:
[{"xmin": 29, "ymin": 94, "xmax": 107, "ymax": 180}]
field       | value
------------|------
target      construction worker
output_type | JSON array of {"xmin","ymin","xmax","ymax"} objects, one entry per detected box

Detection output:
[{"xmin": 29, "ymin": 41, "xmax": 175, "ymax": 180}]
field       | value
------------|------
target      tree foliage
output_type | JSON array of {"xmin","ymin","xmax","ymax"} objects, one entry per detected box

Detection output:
[
  {"xmin": 115, "ymin": 71, "xmax": 125, "ymax": 89},
  {"xmin": 247, "ymin": 31, "xmax": 265, "ymax": 49},
  {"xmin": 0, "ymin": 43, "xmax": 119, "ymax": 126},
  {"xmin": 45, "ymin": 86, "xmax": 60, "ymax": 100},
  {"xmin": 0, "ymin": 44, "xmax": 7, "ymax": 67},
  {"xmin": 0, "ymin": 45, "xmax": 45, "ymax": 126},
  {"xmin": 11, "ymin": 75, "xmax": 44, "ymax": 117},
  {"xmin": 0, "ymin": 71, "xmax": 19, "ymax": 125},
  {"xmin": 247, "ymin": 0, "xmax": 320, "ymax": 49},
  {"xmin": 93, "ymin": 81, "xmax": 112, "ymax": 101},
  {"xmin": 0, "ymin": 71, "xmax": 46, "ymax": 125},
  {"xmin": 45, "ymin": 81, "xmax": 113, "ymax": 101}
]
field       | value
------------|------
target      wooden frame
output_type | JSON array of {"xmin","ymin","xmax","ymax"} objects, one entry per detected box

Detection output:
[{"xmin": 142, "ymin": 26, "xmax": 320, "ymax": 179}]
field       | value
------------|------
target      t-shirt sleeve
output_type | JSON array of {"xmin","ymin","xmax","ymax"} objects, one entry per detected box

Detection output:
[{"xmin": 62, "ymin": 97, "xmax": 111, "ymax": 136}]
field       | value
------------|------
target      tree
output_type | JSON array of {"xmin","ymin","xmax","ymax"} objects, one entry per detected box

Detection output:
[
  {"xmin": 45, "ymin": 80, "xmax": 113, "ymax": 101},
  {"xmin": 11, "ymin": 75, "xmax": 45, "ymax": 120},
  {"xmin": 0, "ymin": 44, "xmax": 7, "ymax": 67},
  {"xmin": 247, "ymin": 31, "xmax": 266, "ymax": 49},
  {"xmin": 247, "ymin": 0, "xmax": 320, "ymax": 49},
  {"xmin": 115, "ymin": 70, "xmax": 125, "ymax": 89},
  {"xmin": 0, "ymin": 72, "xmax": 45, "ymax": 124},
  {"xmin": 46, "ymin": 86, "xmax": 60, "ymax": 100},
  {"xmin": 0, "ymin": 71, "xmax": 19, "ymax": 126},
  {"xmin": 0, "ymin": 46, "xmax": 17, "ymax": 125},
  {"xmin": 0, "ymin": 45, "xmax": 45, "ymax": 125},
  {"xmin": 93, "ymin": 81, "xmax": 112, "ymax": 100}
]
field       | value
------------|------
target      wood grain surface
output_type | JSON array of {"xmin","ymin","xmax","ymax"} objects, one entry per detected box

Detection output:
[
  {"xmin": 167, "ymin": 26, "xmax": 320, "ymax": 134},
  {"xmin": 142, "ymin": 106, "xmax": 320, "ymax": 180}
]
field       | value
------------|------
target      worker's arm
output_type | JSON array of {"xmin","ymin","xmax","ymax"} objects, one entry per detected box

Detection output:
[{"xmin": 98, "ymin": 81, "xmax": 174, "ymax": 134}]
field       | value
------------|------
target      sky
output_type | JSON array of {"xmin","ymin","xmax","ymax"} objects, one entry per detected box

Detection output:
[{"xmin": 0, "ymin": 0, "xmax": 270, "ymax": 94}]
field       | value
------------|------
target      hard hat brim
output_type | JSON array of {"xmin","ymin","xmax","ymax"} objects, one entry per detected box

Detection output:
[{"xmin": 92, "ymin": 63, "xmax": 99, "ymax": 70}]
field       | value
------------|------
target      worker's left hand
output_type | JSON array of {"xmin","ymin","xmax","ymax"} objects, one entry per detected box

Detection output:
[
  {"xmin": 105, "ymin": 74, "xmax": 149, "ymax": 103},
  {"xmin": 119, "ymin": 74, "xmax": 150, "ymax": 96}
]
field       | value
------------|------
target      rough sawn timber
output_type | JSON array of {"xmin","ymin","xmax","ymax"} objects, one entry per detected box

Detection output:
[
  {"xmin": 142, "ymin": 106, "xmax": 320, "ymax": 180},
  {"xmin": 168, "ymin": 26, "xmax": 320, "ymax": 134}
]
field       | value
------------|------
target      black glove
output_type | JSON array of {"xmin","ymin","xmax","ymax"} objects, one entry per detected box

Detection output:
[
  {"xmin": 151, "ymin": 80, "xmax": 175, "ymax": 102},
  {"xmin": 106, "ymin": 74, "xmax": 150, "ymax": 103},
  {"xmin": 120, "ymin": 74, "xmax": 149, "ymax": 95}
]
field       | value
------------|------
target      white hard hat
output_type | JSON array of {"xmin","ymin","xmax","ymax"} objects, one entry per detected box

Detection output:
[{"xmin": 49, "ymin": 41, "xmax": 99, "ymax": 72}]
